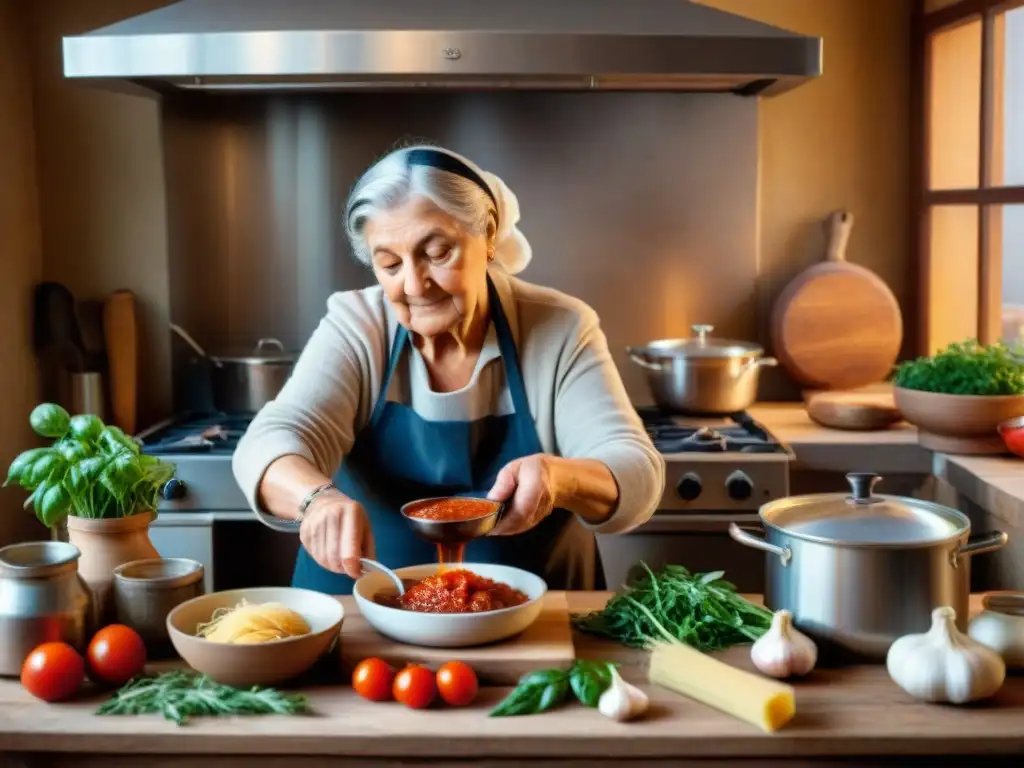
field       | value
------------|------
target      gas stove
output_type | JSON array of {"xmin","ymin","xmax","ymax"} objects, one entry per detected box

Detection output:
[
  {"xmin": 138, "ymin": 413, "xmax": 253, "ymax": 511},
  {"xmin": 596, "ymin": 408, "xmax": 795, "ymax": 595},
  {"xmin": 636, "ymin": 407, "xmax": 793, "ymax": 513}
]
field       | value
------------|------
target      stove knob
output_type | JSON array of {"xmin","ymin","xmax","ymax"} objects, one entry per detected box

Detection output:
[
  {"xmin": 675, "ymin": 472, "xmax": 703, "ymax": 501},
  {"xmin": 161, "ymin": 479, "xmax": 187, "ymax": 501},
  {"xmin": 725, "ymin": 470, "xmax": 754, "ymax": 501}
]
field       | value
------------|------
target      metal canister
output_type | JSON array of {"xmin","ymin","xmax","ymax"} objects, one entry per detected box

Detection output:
[
  {"xmin": 0, "ymin": 541, "xmax": 92, "ymax": 676},
  {"xmin": 113, "ymin": 557, "xmax": 205, "ymax": 655}
]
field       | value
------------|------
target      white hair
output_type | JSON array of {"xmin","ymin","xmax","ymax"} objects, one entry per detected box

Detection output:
[{"xmin": 344, "ymin": 146, "xmax": 497, "ymax": 265}]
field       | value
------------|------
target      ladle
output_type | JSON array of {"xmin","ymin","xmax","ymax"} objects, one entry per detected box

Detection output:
[
  {"xmin": 400, "ymin": 497, "xmax": 507, "ymax": 565},
  {"xmin": 359, "ymin": 558, "xmax": 407, "ymax": 596}
]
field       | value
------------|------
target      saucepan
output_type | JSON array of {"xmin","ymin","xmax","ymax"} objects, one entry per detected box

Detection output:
[
  {"xmin": 400, "ymin": 496, "xmax": 507, "ymax": 545},
  {"xmin": 627, "ymin": 324, "xmax": 777, "ymax": 415},
  {"xmin": 729, "ymin": 472, "xmax": 1008, "ymax": 661},
  {"xmin": 170, "ymin": 324, "xmax": 298, "ymax": 413}
]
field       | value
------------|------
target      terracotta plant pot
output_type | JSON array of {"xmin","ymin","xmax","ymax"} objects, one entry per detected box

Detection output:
[
  {"xmin": 894, "ymin": 387, "xmax": 1024, "ymax": 455},
  {"xmin": 66, "ymin": 510, "xmax": 159, "ymax": 627}
]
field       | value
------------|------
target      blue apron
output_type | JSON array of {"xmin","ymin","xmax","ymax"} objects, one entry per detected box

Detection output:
[{"xmin": 292, "ymin": 277, "xmax": 601, "ymax": 595}]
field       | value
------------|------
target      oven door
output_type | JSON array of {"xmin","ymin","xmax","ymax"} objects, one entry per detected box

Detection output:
[{"xmin": 595, "ymin": 513, "xmax": 767, "ymax": 593}]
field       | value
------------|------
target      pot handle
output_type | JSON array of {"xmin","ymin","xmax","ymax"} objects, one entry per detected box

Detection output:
[
  {"xmin": 256, "ymin": 338, "xmax": 285, "ymax": 352},
  {"xmin": 739, "ymin": 356, "xmax": 779, "ymax": 377},
  {"xmin": 626, "ymin": 347, "xmax": 665, "ymax": 371},
  {"xmin": 951, "ymin": 531, "xmax": 1008, "ymax": 568},
  {"xmin": 728, "ymin": 523, "xmax": 792, "ymax": 566}
]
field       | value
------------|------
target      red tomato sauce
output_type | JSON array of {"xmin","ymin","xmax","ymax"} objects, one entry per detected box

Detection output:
[
  {"xmin": 376, "ymin": 569, "xmax": 529, "ymax": 613},
  {"xmin": 405, "ymin": 498, "xmax": 496, "ymax": 522}
]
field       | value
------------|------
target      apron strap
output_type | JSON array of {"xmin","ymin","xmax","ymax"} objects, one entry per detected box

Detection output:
[
  {"xmin": 486, "ymin": 276, "xmax": 533, "ymax": 418},
  {"xmin": 368, "ymin": 323, "xmax": 409, "ymax": 428}
]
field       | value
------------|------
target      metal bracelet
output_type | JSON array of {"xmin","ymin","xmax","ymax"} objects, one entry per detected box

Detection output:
[{"xmin": 296, "ymin": 482, "xmax": 337, "ymax": 523}]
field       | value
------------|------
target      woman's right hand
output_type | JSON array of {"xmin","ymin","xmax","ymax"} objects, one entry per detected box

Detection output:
[{"xmin": 299, "ymin": 491, "xmax": 375, "ymax": 579}]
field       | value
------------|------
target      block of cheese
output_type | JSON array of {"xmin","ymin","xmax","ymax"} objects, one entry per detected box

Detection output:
[{"xmin": 648, "ymin": 641, "xmax": 796, "ymax": 733}]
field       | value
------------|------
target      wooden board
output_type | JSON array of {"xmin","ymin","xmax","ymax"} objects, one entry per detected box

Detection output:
[
  {"xmin": 771, "ymin": 211, "xmax": 903, "ymax": 391},
  {"xmin": 102, "ymin": 290, "xmax": 138, "ymax": 434},
  {"xmin": 805, "ymin": 387, "xmax": 903, "ymax": 431},
  {"xmin": 337, "ymin": 592, "xmax": 574, "ymax": 685}
]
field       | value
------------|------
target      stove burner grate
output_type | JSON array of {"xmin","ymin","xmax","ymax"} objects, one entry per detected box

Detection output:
[
  {"xmin": 140, "ymin": 412, "xmax": 255, "ymax": 455},
  {"xmin": 636, "ymin": 407, "xmax": 785, "ymax": 455}
]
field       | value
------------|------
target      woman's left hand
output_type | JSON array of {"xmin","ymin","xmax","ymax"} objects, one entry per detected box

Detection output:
[{"xmin": 486, "ymin": 453, "xmax": 563, "ymax": 536}]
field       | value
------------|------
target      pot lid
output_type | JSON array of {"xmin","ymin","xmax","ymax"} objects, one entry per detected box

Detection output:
[
  {"xmin": 760, "ymin": 473, "xmax": 969, "ymax": 546},
  {"xmin": 638, "ymin": 324, "xmax": 764, "ymax": 359},
  {"xmin": 211, "ymin": 338, "xmax": 298, "ymax": 364}
]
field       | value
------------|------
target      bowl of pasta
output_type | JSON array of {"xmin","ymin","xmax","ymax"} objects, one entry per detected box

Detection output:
[{"xmin": 166, "ymin": 586, "xmax": 344, "ymax": 686}]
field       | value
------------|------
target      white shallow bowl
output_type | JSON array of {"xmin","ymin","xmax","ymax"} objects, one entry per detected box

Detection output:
[{"xmin": 353, "ymin": 563, "xmax": 547, "ymax": 648}]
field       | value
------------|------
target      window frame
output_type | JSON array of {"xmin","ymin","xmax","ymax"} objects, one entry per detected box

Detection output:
[{"xmin": 915, "ymin": 0, "xmax": 1024, "ymax": 353}]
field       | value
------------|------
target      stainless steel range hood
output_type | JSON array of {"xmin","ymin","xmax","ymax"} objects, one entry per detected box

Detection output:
[{"xmin": 62, "ymin": 0, "xmax": 822, "ymax": 97}]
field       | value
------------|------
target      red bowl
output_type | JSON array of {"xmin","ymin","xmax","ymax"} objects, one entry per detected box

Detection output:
[{"xmin": 997, "ymin": 416, "xmax": 1024, "ymax": 458}]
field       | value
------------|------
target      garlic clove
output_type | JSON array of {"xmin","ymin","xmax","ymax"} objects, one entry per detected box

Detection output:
[
  {"xmin": 750, "ymin": 609, "xmax": 818, "ymax": 679},
  {"xmin": 597, "ymin": 666, "xmax": 650, "ymax": 722}
]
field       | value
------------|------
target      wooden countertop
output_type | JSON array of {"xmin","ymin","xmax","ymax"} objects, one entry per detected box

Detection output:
[
  {"xmin": 2, "ymin": 592, "xmax": 1024, "ymax": 766},
  {"xmin": 751, "ymin": 401, "xmax": 1024, "ymax": 524},
  {"xmin": 748, "ymin": 401, "xmax": 933, "ymax": 474}
]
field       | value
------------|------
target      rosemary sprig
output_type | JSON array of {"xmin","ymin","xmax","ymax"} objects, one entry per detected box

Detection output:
[
  {"xmin": 95, "ymin": 671, "xmax": 311, "ymax": 726},
  {"xmin": 571, "ymin": 562, "xmax": 772, "ymax": 652}
]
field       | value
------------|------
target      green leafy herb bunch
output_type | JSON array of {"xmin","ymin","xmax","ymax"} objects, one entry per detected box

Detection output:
[
  {"xmin": 4, "ymin": 403, "xmax": 176, "ymax": 527},
  {"xmin": 891, "ymin": 339, "xmax": 1024, "ymax": 396}
]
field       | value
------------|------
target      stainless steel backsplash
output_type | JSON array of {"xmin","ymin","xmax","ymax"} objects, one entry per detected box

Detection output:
[{"xmin": 161, "ymin": 92, "xmax": 758, "ymax": 410}]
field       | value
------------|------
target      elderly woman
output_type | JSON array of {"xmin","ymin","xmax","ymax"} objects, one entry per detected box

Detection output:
[{"xmin": 232, "ymin": 145, "xmax": 665, "ymax": 595}]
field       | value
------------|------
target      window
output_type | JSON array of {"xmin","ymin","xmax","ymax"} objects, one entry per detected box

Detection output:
[{"xmin": 917, "ymin": 0, "xmax": 1024, "ymax": 354}]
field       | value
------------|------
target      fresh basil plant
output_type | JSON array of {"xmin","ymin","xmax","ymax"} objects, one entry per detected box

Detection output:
[{"xmin": 4, "ymin": 403, "xmax": 176, "ymax": 527}]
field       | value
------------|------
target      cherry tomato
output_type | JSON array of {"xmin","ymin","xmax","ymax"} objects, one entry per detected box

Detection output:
[
  {"xmin": 86, "ymin": 624, "xmax": 147, "ymax": 687},
  {"xmin": 436, "ymin": 661, "xmax": 478, "ymax": 707},
  {"xmin": 21, "ymin": 642, "xmax": 86, "ymax": 702},
  {"xmin": 392, "ymin": 664, "xmax": 437, "ymax": 709},
  {"xmin": 352, "ymin": 657, "xmax": 396, "ymax": 701}
]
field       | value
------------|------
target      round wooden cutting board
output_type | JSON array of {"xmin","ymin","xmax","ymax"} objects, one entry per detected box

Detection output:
[{"xmin": 770, "ymin": 210, "xmax": 903, "ymax": 391}]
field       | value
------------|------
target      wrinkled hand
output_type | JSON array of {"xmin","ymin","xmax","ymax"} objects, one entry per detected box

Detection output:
[
  {"xmin": 299, "ymin": 491, "xmax": 375, "ymax": 578},
  {"xmin": 487, "ymin": 454, "xmax": 563, "ymax": 536}
]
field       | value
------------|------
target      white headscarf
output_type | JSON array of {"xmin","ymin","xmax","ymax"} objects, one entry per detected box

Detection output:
[
  {"xmin": 480, "ymin": 170, "xmax": 533, "ymax": 275},
  {"xmin": 425, "ymin": 148, "xmax": 533, "ymax": 275}
]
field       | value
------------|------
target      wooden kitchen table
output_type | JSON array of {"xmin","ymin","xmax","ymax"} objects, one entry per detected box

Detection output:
[{"xmin": 1, "ymin": 592, "xmax": 1024, "ymax": 767}]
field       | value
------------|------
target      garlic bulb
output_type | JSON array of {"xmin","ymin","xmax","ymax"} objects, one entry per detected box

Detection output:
[
  {"xmin": 750, "ymin": 609, "xmax": 818, "ymax": 679},
  {"xmin": 598, "ymin": 667, "xmax": 649, "ymax": 722},
  {"xmin": 886, "ymin": 606, "xmax": 1006, "ymax": 704}
]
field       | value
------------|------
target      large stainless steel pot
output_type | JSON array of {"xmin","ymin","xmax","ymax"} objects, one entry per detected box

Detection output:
[
  {"xmin": 0, "ymin": 541, "xmax": 92, "ymax": 676},
  {"xmin": 729, "ymin": 472, "xmax": 1008, "ymax": 661},
  {"xmin": 627, "ymin": 324, "xmax": 777, "ymax": 414},
  {"xmin": 171, "ymin": 324, "xmax": 298, "ymax": 412}
]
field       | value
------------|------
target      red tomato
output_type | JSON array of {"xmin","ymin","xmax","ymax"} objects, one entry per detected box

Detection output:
[
  {"xmin": 352, "ymin": 657, "xmax": 396, "ymax": 702},
  {"xmin": 392, "ymin": 664, "xmax": 437, "ymax": 709},
  {"xmin": 1002, "ymin": 425, "xmax": 1024, "ymax": 457},
  {"xmin": 436, "ymin": 661, "xmax": 478, "ymax": 707},
  {"xmin": 86, "ymin": 625, "xmax": 147, "ymax": 687},
  {"xmin": 21, "ymin": 642, "xmax": 86, "ymax": 702}
]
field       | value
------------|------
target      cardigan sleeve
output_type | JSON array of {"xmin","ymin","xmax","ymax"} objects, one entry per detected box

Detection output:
[
  {"xmin": 231, "ymin": 290, "xmax": 384, "ymax": 522},
  {"xmin": 548, "ymin": 301, "xmax": 666, "ymax": 534}
]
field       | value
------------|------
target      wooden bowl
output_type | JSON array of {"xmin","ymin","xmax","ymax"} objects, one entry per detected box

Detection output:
[
  {"xmin": 805, "ymin": 390, "xmax": 902, "ymax": 431},
  {"xmin": 166, "ymin": 587, "xmax": 344, "ymax": 687},
  {"xmin": 894, "ymin": 387, "xmax": 1024, "ymax": 454}
]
